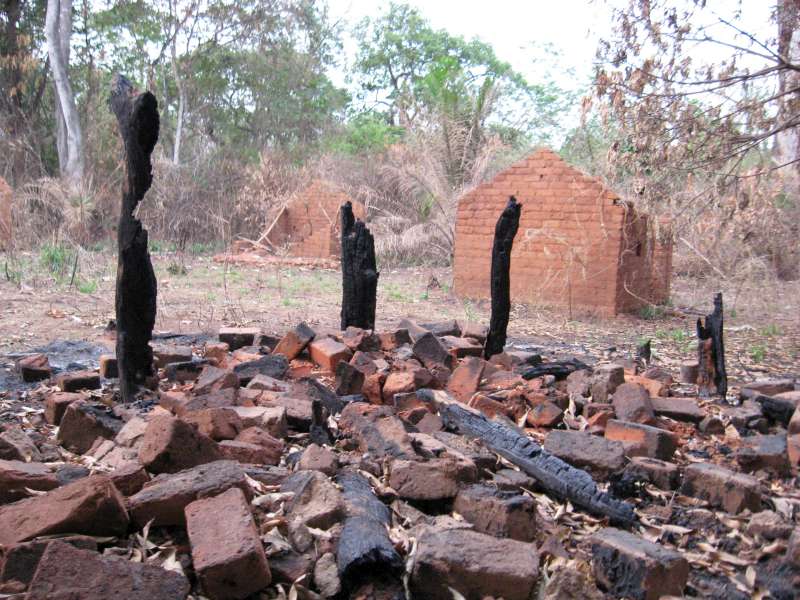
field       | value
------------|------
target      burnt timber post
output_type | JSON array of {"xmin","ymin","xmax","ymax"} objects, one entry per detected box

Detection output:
[
  {"xmin": 484, "ymin": 196, "xmax": 521, "ymax": 359},
  {"xmin": 340, "ymin": 201, "xmax": 379, "ymax": 330},
  {"xmin": 109, "ymin": 74, "xmax": 159, "ymax": 402},
  {"xmin": 696, "ymin": 292, "xmax": 727, "ymax": 398}
]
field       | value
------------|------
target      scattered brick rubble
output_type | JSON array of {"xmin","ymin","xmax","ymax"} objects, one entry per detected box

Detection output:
[{"xmin": 0, "ymin": 320, "xmax": 799, "ymax": 599}]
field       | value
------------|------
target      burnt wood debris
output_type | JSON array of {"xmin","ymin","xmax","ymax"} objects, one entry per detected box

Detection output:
[
  {"xmin": 340, "ymin": 201, "xmax": 379, "ymax": 331},
  {"xmin": 109, "ymin": 74, "xmax": 159, "ymax": 403},
  {"xmin": 484, "ymin": 196, "xmax": 521, "ymax": 359},
  {"xmin": 696, "ymin": 292, "xmax": 727, "ymax": 397},
  {"xmin": 440, "ymin": 399, "xmax": 637, "ymax": 527}
]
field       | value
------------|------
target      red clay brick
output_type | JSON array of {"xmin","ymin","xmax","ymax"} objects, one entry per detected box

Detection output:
[{"xmin": 186, "ymin": 487, "xmax": 270, "ymax": 599}]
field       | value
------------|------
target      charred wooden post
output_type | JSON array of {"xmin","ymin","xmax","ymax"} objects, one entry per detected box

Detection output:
[
  {"xmin": 109, "ymin": 74, "xmax": 159, "ymax": 402},
  {"xmin": 335, "ymin": 472, "xmax": 403, "ymax": 593},
  {"xmin": 484, "ymin": 196, "xmax": 521, "ymax": 359},
  {"xmin": 521, "ymin": 357, "xmax": 589, "ymax": 380},
  {"xmin": 696, "ymin": 292, "xmax": 727, "ymax": 398},
  {"xmin": 440, "ymin": 399, "xmax": 637, "ymax": 527},
  {"xmin": 340, "ymin": 201, "xmax": 379, "ymax": 330}
]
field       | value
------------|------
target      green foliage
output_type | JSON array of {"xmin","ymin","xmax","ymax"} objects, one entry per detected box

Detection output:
[
  {"xmin": 760, "ymin": 324, "xmax": 781, "ymax": 337},
  {"xmin": 749, "ymin": 344, "xmax": 767, "ymax": 363},
  {"xmin": 167, "ymin": 262, "xmax": 187, "ymax": 276},
  {"xmin": 327, "ymin": 111, "xmax": 404, "ymax": 155},
  {"xmin": 77, "ymin": 278, "xmax": 98, "ymax": 294},
  {"xmin": 39, "ymin": 243, "xmax": 75, "ymax": 277},
  {"xmin": 639, "ymin": 305, "xmax": 666, "ymax": 320}
]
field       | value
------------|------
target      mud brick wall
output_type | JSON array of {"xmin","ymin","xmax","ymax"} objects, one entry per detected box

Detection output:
[
  {"xmin": 0, "ymin": 176, "xmax": 12, "ymax": 250},
  {"xmin": 267, "ymin": 180, "xmax": 365, "ymax": 259},
  {"xmin": 453, "ymin": 149, "xmax": 671, "ymax": 316}
]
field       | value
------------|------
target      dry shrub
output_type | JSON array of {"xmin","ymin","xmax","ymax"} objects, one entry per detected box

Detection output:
[
  {"xmin": 669, "ymin": 173, "xmax": 800, "ymax": 282},
  {"xmin": 317, "ymin": 119, "xmax": 521, "ymax": 266}
]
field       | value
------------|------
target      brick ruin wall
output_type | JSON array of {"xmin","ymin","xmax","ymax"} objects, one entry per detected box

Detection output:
[
  {"xmin": 267, "ymin": 181, "xmax": 365, "ymax": 259},
  {"xmin": 453, "ymin": 149, "xmax": 672, "ymax": 316}
]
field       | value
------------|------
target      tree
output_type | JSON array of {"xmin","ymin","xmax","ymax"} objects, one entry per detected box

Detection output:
[
  {"xmin": 594, "ymin": 0, "xmax": 800, "ymax": 280},
  {"xmin": 45, "ymin": 0, "xmax": 83, "ymax": 185}
]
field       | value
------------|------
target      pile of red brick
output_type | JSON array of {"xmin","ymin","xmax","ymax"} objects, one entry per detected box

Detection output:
[{"xmin": 1, "ymin": 322, "xmax": 799, "ymax": 599}]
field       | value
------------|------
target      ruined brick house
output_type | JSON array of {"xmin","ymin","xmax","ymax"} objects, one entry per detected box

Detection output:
[
  {"xmin": 262, "ymin": 180, "xmax": 366, "ymax": 259},
  {"xmin": 453, "ymin": 149, "xmax": 672, "ymax": 317}
]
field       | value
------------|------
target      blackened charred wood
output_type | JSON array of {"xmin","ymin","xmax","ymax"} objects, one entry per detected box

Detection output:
[
  {"xmin": 309, "ymin": 398, "xmax": 333, "ymax": 446},
  {"xmin": 340, "ymin": 202, "xmax": 379, "ymax": 330},
  {"xmin": 696, "ymin": 292, "xmax": 727, "ymax": 397},
  {"xmin": 110, "ymin": 74, "xmax": 159, "ymax": 402},
  {"xmin": 484, "ymin": 196, "xmax": 521, "ymax": 358},
  {"xmin": 754, "ymin": 394, "xmax": 796, "ymax": 426},
  {"xmin": 335, "ymin": 473, "xmax": 403, "ymax": 589},
  {"xmin": 636, "ymin": 338, "xmax": 652, "ymax": 370},
  {"xmin": 521, "ymin": 358, "xmax": 589, "ymax": 380},
  {"xmin": 440, "ymin": 400, "xmax": 637, "ymax": 527}
]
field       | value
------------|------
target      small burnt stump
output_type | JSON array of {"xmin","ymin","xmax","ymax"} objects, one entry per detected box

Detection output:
[
  {"xmin": 696, "ymin": 292, "xmax": 727, "ymax": 398},
  {"xmin": 484, "ymin": 196, "xmax": 521, "ymax": 359},
  {"xmin": 109, "ymin": 74, "xmax": 159, "ymax": 402},
  {"xmin": 340, "ymin": 201, "xmax": 379, "ymax": 331}
]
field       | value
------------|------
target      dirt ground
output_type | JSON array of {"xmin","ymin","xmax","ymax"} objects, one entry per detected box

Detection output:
[{"xmin": 1, "ymin": 248, "xmax": 798, "ymax": 388}]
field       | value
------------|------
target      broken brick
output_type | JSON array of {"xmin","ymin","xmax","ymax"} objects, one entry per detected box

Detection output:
[
  {"xmin": 138, "ymin": 415, "xmax": 222, "ymax": 474},
  {"xmin": 55, "ymin": 370, "xmax": 101, "ymax": 392},
  {"xmin": 272, "ymin": 322, "xmax": 316, "ymax": 360},
  {"xmin": 735, "ymin": 433, "xmax": 790, "ymax": 476},
  {"xmin": 453, "ymin": 484, "xmax": 537, "ymax": 541},
  {"xmin": 590, "ymin": 364, "xmax": 625, "ymax": 403},
  {"xmin": 680, "ymin": 462, "xmax": 761, "ymax": 514},
  {"xmin": 218, "ymin": 327, "xmax": 260, "ymax": 351},
  {"xmin": 378, "ymin": 328, "xmax": 412, "ymax": 351},
  {"xmin": 183, "ymin": 407, "xmax": 243, "ymax": 441},
  {"xmin": 526, "ymin": 401, "xmax": 564, "ymax": 428},
  {"xmin": 128, "ymin": 460, "xmax": 250, "ymax": 527},
  {"xmin": 186, "ymin": 487, "xmax": 270, "ymax": 600},
  {"xmin": 26, "ymin": 540, "xmax": 189, "ymax": 600},
  {"xmin": 297, "ymin": 444, "xmax": 339, "ymax": 476},
  {"xmin": 0, "ymin": 475, "xmax": 129, "ymax": 545},
  {"xmin": 43, "ymin": 391, "xmax": 84, "ymax": 426},
  {"xmin": 15, "ymin": 353, "xmax": 51, "ymax": 382},
  {"xmin": 591, "ymin": 527, "xmax": 689, "ymax": 600},
  {"xmin": 388, "ymin": 456, "xmax": 477, "ymax": 500},
  {"xmin": 281, "ymin": 470, "xmax": 344, "ymax": 529},
  {"xmin": 650, "ymin": 397, "xmax": 705, "ymax": 423},
  {"xmin": 605, "ymin": 419, "xmax": 677, "ymax": 460},
  {"xmin": 382, "ymin": 371, "xmax": 416, "ymax": 403},
  {"xmin": 203, "ymin": 342, "xmax": 229, "ymax": 367},
  {"xmin": 0, "ymin": 459, "xmax": 59, "ymax": 504},
  {"xmin": 0, "ymin": 427, "xmax": 40, "ymax": 462},
  {"xmin": 335, "ymin": 360, "xmax": 365, "ymax": 395},
  {"xmin": 57, "ymin": 401, "xmax": 123, "ymax": 454},
  {"xmin": 217, "ymin": 440, "xmax": 275, "ymax": 464},
  {"xmin": 412, "ymin": 332, "xmax": 453, "ymax": 370},
  {"xmin": 740, "ymin": 378, "xmax": 796, "ymax": 400},
  {"xmin": 611, "ymin": 383, "xmax": 655, "ymax": 425},
  {"xmin": 0, "ymin": 536, "xmax": 97, "ymax": 587},
  {"xmin": 235, "ymin": 427, "xmax": 284, "ymax": 464},
  {"xmin": 623, "ymin": 457, "xmax": 679, "ymax": 490},
  {"xmin": 447, "ymin": 356, "xmax": 486, "ymax": 402},
  {"xmin": 193, "ymin": 365, "xmax": 239, "ymax": 395},
  {"xmin": 544, "ymin": 430, "xmax": 625, "ymax": 478},
  {"xmin": 108, "ymin": 462, "xmax": 150, "ymax": 496},
  {"xmin": 409, "ymin": 528, "xmax": 539, "ymax": 600},
  {"xmin": 441, "ymin": 335, "xmax": 483, "ymax": 359},
  {"xmin": 232, "ymin": 355, "xmax": 288, "ymax": 385},
  {"xmin": 151, "ymin": 344, "xmax": 193, "ymax": 368},
  {"xmin": 308, "ymin": 337, "xmax": 352, "ymax": 372}
]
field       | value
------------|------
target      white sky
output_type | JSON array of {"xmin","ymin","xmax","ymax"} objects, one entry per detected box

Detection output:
[{"xmin": 326, "ymin": 0, "xmax": 776, "ymax": 97}]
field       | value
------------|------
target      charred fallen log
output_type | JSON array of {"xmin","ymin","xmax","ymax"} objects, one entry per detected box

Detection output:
[
  {"xmin": 484, "ymin": 196, "xmax": 521, "ymax": 359},
  {"xmin": 335, "ymin": 472, "xmax": 403, "ymax": 592},
  {"xmin": 521, "ymin": 358, "xmax": 589, "ymax": 380},
  {"xmin": 440, "ymin": 400, "xmax": 636, "ymax": 527},
  {"xmin": 340, "ymin": 202, "xmax": 379, "ymax": 330},
  {"xmin": 696, "ymin": 293, "xmax": 727, "ymax": 397},
  {"xmin": 109, "ymin": 74, "xmax": 159, "ymax": 402}
]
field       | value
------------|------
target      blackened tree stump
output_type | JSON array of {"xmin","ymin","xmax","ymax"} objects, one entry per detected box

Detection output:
[
  {"xmin": 340, "ymin": 201, "xmax": 379, "ymax": 330},
  {"xmin": 696, "ymin": 292, "xmax": 727, "ymax": 398},
  {"xmin": 484, "ymin": 196, "xmax": 521, "ymax": 359},
  {"xmin": 109, "ymin": 74, "xmax": 159, "ymax": 402}
]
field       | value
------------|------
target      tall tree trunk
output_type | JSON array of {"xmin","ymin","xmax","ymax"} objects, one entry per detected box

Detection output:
[
  {"xmin": 45, "ymin": 0, "xmax": 84, "ymax": 186},
  {"xmin": 776, "ymin": 0, "xmax": 800, "ymax": 174}
]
